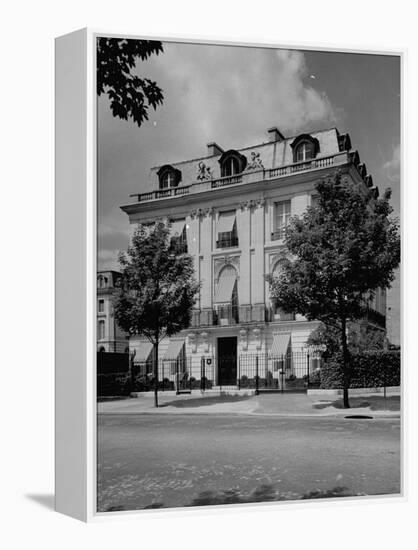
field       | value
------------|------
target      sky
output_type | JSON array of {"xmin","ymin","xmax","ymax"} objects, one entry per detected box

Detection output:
[{"xmin": 97, "ymin": 40, "xmax": 400, "ymax": 331}]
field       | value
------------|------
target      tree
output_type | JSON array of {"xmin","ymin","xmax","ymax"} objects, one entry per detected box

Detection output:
[
  {"xmin": 114, "ymin": 222, "xmax": 200, "ymax": 407},
  {"xmin": 97, "ymin": 37, "xmax": 164, "ymax": 127},
  {"xmin": 269, "ymin": 172, "xmax": 400, "ymax": 407},
  {"xmin": 307, "ymin": 322, "xmax": 386, "ymax": 361}
]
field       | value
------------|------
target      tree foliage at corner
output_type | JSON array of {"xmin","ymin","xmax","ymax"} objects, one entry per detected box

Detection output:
[
  {"xmin": 307, "ymin": 322, "xmax": 386, "ymax": 361},
  {"xmin": 114, "ymin": 222, "xmax": 199, "ymax": 406},
  {"xmin": 97, "ymin": 37, "xmax": 164, "ymax": 127},
  {"xmin": 269, "ymin": 172, "xmax": 400, "ymax": 407}
]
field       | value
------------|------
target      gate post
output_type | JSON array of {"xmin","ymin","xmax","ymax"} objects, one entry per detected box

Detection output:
[
  {"xmin": 307, "ymin": 352, "xmax": 310, "ymax": 389},
  {"xmin": 201, "ymin": 356, "xmax": 206, "ymax": 391},
  {"xmin": 238, "ymin": 355, "xmax": 241, "ymax": 390},
  {"xmin": 255, "ymin": 355, "xmax": 259, "ymax": 396},
  {"xmin": 176, "ymin": 360, "xmax": 180, "ymax": 396}
]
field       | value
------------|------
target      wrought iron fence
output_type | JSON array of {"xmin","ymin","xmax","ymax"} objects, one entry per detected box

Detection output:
[
  {"xmin": 238, "ymin": 352, "xmax": 322, "ymax": 393},
  {"xmin": 131, "ymin": 356, "xmax": 216, "ymax": 393},
  {"xmin": 128, "ymin": 351, "xmax": 323, "ymax": 394}
]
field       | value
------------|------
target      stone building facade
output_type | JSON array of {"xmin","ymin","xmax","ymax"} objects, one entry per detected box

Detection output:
[
  {"xmin": 120, "ymin": 126, "xmax": 386, "ymax": 387},
  {"xmin": 97, "ymin": 270, "xmax": 129, "ymax": 353}
]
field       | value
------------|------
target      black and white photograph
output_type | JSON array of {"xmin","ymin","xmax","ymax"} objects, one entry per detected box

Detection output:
[{"xmin": 96, "ymin": 36, "xmax": 401, "ymax": 513}]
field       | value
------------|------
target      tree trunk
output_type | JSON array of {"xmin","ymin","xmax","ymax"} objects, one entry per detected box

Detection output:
[
  {"xmin": 341, "ymin": 318, "xmax": 350, "ymax": 409},
  {"xmin": 154, "ymin": 342, "xmax": 159, "ymax": 408}
]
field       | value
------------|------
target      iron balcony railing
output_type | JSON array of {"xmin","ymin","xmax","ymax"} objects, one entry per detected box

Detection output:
[
  {"xmin": 169, "ymin": 237, "xmax": 188, "ymax": 255},
  {"xmin": 213, "ymin": 305, "xmax": 239, "ymax": 326},
  {"xmin": 190, "ymin": 305, "xmax": 296, "ymax": 327},
  {"xmin": 216, "ymin": 234, "xmax": 239, "ymax": 248},
  {"xmin": 268, "ymin": 308, "xmax": 296, "ymax": 322},
  {"xmin": 271, "ymin": 228, "xmax": 287, "ymax": 241}
]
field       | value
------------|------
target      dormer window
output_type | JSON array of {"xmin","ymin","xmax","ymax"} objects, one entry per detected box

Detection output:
[
  {"xmin": 290, "ymin": 134, "xmax": 320, "ymax": 163},
  {"xmin": 296, "ymin": 141, "xmax": 315, "ymax": 162},
  {"xmin": 157, "ymin": 165, "xmax": 182, "ymax": 189},
  {"xmin": 218, "ymin": 150, "xmax": 247, "ymax": 177}
]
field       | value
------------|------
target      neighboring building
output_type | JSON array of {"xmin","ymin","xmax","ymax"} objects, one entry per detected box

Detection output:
[
  {"xmin": 97, "ymin": 270, "xmax": 129, "ymax": 353},
  {"xmin": 120, "ymin": 126, "xmax": 386, "ymax": 387},
  {"xmin": 386, "ymin": 268, "xmax": 401, "ymax": 346}
]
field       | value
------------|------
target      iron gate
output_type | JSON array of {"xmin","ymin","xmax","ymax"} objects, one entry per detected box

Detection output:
[{"xmin": 238, "ymin": 352, "xmax": 322, "ymax": 393}]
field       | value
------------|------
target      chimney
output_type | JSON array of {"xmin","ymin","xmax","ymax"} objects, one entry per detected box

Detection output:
[
  {"xmin": 207, "ymin": 142, "xmax": 224, "ymax": 156},
  {"xmin": 267, "ymin": 127, "xmax": 285, "ymax": 142}
]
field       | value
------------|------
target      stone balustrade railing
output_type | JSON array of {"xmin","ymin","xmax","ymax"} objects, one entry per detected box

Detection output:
[{"xmin": 129, "ymin": 152, "xmax": 349, "ymax": 203}]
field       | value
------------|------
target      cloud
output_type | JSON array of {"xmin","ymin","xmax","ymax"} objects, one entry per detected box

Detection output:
[
  {"xmin": 98, "ymin": 43, "xmax": 341, "ymax": 269},
  {"xmin": 383, "ymin": 144, "xmax": 400, "ymax": 183},
  {"xmin": 98, "ymin": 249, "xmax": 120, "ymax": 272}
]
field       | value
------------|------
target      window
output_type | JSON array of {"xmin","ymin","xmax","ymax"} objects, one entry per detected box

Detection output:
[
  {"xmin": 214, "ymin": 265, "xmax": 239, "ymax": 325},
  {"xmin": 98, "ymin": 320, "xmax": 105, "ymax": 340},
  {"xmin": 161, "ymin": 171, "xmax": 175, "ymax": 189},
  {"xmin": 311, "ymin": 194, "xmax": 319, "ymax": 208},
  {"xmin": 272, "ymin": 201, "xmax": 290, "ymax": 240},
  {"xmin": 296, "ymin": 141, "xmax": 315, "ymax": 162},
  {"xmin": 157, "ymin": 165, "xmax": 182, "ymax": 189},
  {"xmin": 98, "ymin": 299, "xmax": 104, "ymax": 313},
  {"xmin": 218, "ymin": 150, "xmax": 247, "ymax": 177},
  {"xmin": 217, "ymin": 211, "xmax": 238, "ymax": 248},
  {"xmin": 222, "ymin": 156, "xmax": 240, "ymax": 177},
  {"xmin": 169, "ymin": 219, "xmax": 188, "ymax": 254},
  {"xmin": 98, "ymin": 276, "xmax": 108, "ymax": 289},
  {"xmin": 290, "ymin": 134, "xmax": 319, "ymax": 163}
]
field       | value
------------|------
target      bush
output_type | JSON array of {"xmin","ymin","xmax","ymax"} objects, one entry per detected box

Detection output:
[
  {"xmin": 320, "ymin": 350, "xmax": 400, "ymax": 389},
  {"xmin": 97, "ymin": 373, "xmax": 131, "ymax": 396}
]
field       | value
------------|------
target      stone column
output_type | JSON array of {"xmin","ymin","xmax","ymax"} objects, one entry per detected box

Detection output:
[
  {"xmin": 251, "ymin": 199, "xmax": 265, "ymax": 312},
  {"xmin": 200, "ymin": 208, "xmax": 213, "ymax": 317},
  {"xmin": 237, "ymin": 201, "xmax": 251, "ymax": 307}
]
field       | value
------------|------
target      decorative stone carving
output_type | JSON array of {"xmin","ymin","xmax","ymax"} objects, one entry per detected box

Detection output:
[
  {"xmin": 239, "ymin": 328, "xmax": 248, "ymax": 351},
  {"xmin": 252, "ymin": 326, "xmax": 262, "ymax": 350},
  {"xmin": 188, "ymin": 332, "xmax": 197, "ymax": 353},
  {"xmin": 270, "ymin": 251, "xmax": 288, "ymax": 273},
  {"xmin": 246, "ymin": 151, "xmax": 264, "ymax": 170},
  {"xmin": 239, "ymin": 199, "xmax": 254, "ymax": 211},
  {"xmin": 190, "ymin": 208, "xmax": 203, "ymax": 220},
  {"xmin": 196, "ymin": 161, "xmax": 214, "ymax": 181},
  {"xmin": 200, "ymin": 331, "xmax": 210, "ymax": 353},
  {"xmin": 255, "ymin": 197, "xmax": 265, "ymax": 209},
  {"xmin": 214, "ymin": 255, "xmax": 240, "ymax": 282},
  {"xmin": 204, "ymin": 207, "xmax": 213, "ymax": 218}
]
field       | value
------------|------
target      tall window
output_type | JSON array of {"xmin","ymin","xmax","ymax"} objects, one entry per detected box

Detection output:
[
  {"xmin": 296, "ymin": 141, "xmax": 315, "ymax": 162},
  {"xmin": 98, "ymin": 320, "xmax": 105, "ymax": 340},
  {"xmin": 272, "ymin": 200, "xmax": 291, "ymax": 240},
  {"xmin": 217, "ymin": 211, "xmax": 238, "ymax": 248},
  {"xmin": 98, "ymin": 299, "xmax": 105, "ymax": 313},
  {"xmin": 214, "ymin": 265, "xmax": 239, "ymax": 325},
  {"xmin": 170, "ymin": 222, "xmax": 188, "ymax": 254}
]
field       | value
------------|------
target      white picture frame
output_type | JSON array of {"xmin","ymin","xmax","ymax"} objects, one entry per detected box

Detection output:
[{"xmin": 55, "ymin": 28, "xmax": 404, "ymax": 522}]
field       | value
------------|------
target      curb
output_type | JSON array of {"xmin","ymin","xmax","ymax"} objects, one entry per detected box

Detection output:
[{"xmin": 98, "ymin": 408, "xmax": 400, "ymax": 418}]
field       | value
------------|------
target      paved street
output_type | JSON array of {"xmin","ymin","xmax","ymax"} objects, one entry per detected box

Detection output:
[{"xmin": 97, "ymin": 413, "xmax": 401, "ymax": 512}]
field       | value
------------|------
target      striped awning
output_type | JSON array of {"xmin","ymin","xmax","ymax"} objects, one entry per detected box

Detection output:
[
  {"xmin": 214, "ymin": 276, "xmax": 236, "ymax": 304},
  {"xmin": 133, "ymin": 341, "xmax": 153, "ymax": 362},
  {"xmin": 271, "ymin": 333, "xmax": 291, "ymax": 357},
  {"xmin": 217, "ymin": 211, "xmax": 236, "ymax": 233},
  {"xmin": 163, "ymin": 339, "xmax": 185, "ymax": 360},
  {"xmin": 170, "ymin": 219, "xmax": 186, "ymax": 236}
]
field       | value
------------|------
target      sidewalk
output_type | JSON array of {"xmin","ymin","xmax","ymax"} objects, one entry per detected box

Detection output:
[{"xmin": 97, "ymin": 392, "xmax": 400, "ymax": 418}]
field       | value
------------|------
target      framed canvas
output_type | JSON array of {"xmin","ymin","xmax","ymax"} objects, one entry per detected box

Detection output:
[{"xmin": 55, "ymin": 28, "xmax": 402, "ymax": 522}]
